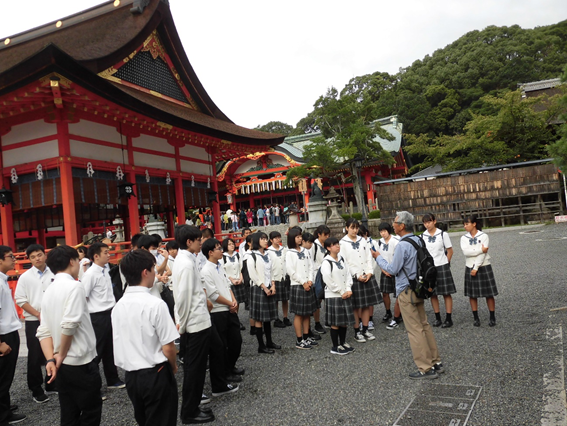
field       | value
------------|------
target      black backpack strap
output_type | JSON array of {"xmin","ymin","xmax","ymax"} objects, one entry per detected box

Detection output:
[{"xmin": 400, "ymin": 236, "xmax": 420, "ymax": 250}]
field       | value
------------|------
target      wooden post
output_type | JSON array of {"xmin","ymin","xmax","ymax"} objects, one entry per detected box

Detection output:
[
  {"xmin": 518, "ymin": 196, "xmax": 524, "ymax": 225},
  {"xmin": 209, "ymin": 150, "xmax": 221, "ymax": 235},
  {"xmin": 0, "ymin": 132, "xmax": 15, "ymax": 250},
  {"xmin": 57, "ymin": 122, "xmax": 79, "ymax": 246},
  {"xmin": 174, "ymin": 177, "xmax": 185, "ymax": 226},
  {"xmin": 127, "ymin": 171, "xmax": 140, "ymax": 237}
]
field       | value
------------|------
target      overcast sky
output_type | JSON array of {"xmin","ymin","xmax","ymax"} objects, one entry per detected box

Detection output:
[{"xmin": 1, "ymin": 1, "xmax": 565, "ymax": 129}]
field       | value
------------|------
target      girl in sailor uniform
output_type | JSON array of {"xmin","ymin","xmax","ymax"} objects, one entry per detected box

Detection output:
[
  {"xmin": 221, "ymin": 238, "xmax": 246, "ymax": 330},
  {"xmin": 340, "ymin": 218, "xmax": 382, "ymax": 343},
  {"xmin": 376, "ymin": 222, "xmax": 400, "ymax": 325},
  {"xmin": 460, "ymin": 214, "xmax": 498, "ymax": 327},
  {"xmin": 286, "ymin": 228, "xmax": 318, "ymax": 350},
  {"xmin": 267, "ymin": 231, "xmax": 290, "ymax": 328},
  {"xmin": 247, "ymin": 232, "xmax": 281, "ymax": 353},
  {"xmin": 310, "ymin": 225, "xmax": 331, "ymax": 334},
  {"xmin": 358, "ymin": 225, "xmax": 381, "ymax": 330},
  {"xmin": 321, "ymin": 237, "xmax": 355, "ymax": 355},
  {"xmin": 422, "ymin": 213, "xmax": 456, "ymax": 328}
]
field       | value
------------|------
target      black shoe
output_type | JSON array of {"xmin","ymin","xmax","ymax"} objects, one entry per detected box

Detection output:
[
  {"xmin": 10, "ymin": 405, "xmax": 18, "ymax": 412},
  {"xmin": 232, "ymin": 366, "xmax": 245, "ymax": 375},
  {"xmin": 199, "ymin": 406, "xmax": 213, "ymax": 414},
  {"xmin": 33, "ymin": 393, "xmax": 49, "ymax": 404},
  {"xmin": 432, "ymin": 318, "xmax": 442, "ymax": 327},
  {"xmin": 473, "ymin": 319, "xmax": 481, "ymax": 327},
  {"xmin": 314, "ymin": 323, "xmax": 326, "ymax": 334},
  {"xmin": 183, "ymin": 409, "xmax": 215, "ymax": 424},
  {"xmin": 267, "ymin": 342, "xmax": 281, "ymax": 350},
  {"xmin": 488, "ymin": 319, "xmax": 496, "ymax": 327},
  {"xmin": 258, "ymin": 347, "xmax": 275, "ymax": 354},
  {"xmin": 283, "ymin": 318, "xmax": 292, "ymax": 327},
  {"xmin": 433, "ymin": 362, "xmax": 445, "ymax": 374},
  {"xmin": 225, "ymin": 374, "xmax": 242, "ymax": 383},
  {"xmin": 309, "ymin": 331, "xmax": 322, "ymax": 340},
  {"xmin": 8, "ymin": 413, "xmax": 27, "ymax": 424},
  {"xmin": 273, "ymin": 319, "xmax": 286, "ymax": 328},
  {"xmin": 441, "ymin": 319, "xmax": 453, "ymax": 328},
  {"xmin": 8, "ymin": 413, "xmax": 26, "ymax": 424},
  {"xmin": 409, "ymin": 369, "xmax": 438, "ymax": 380},
  {"xmin": 239, "ymin": 322, "xmax": 246, "ymax": 331},
  {"xmin": 212, "ymin": 384, "xmax": 239, "ymax": 397},
  {"xmin": 382, "ymin": 312, "xmax": 392, "ymax": 323}
]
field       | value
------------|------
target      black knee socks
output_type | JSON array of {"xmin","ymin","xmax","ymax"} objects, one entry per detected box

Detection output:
[
  {"xmin": 263, "ymin": 321, "xmax": 273, "ymax": 345},
  {"xmin": 338, "ymin": 327, "xmax": 347, "ymax": 345},
  {"xmin": 435, "ymin": 312, "xmax": 442, "ymax": 321},
  {"xmin": 256, "ymin": 326, "xmax": 265, "ymax": 348},
  {"xmin": 446, "ymin": 313, "xmax": 452, "ymax": 321},
  {"xmin": 472, "ymin": 311, "xmax": 479, "ymax": 320},
  {"xmin": 489, "ymin": 311, "xmax": 495, "ymax": 321},
  {"xmin": 330, "ymin": 329, "xmax": 339, "ymax": 347}
]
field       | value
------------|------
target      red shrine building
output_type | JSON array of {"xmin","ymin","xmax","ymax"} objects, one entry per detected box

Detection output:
[
  {"xmin": 217, "ymin": 116, "xmax": 408, "ymax": 211},
  {"xmin": 0, "ymin": 0, "xmax": 283, "ymax": 250}
]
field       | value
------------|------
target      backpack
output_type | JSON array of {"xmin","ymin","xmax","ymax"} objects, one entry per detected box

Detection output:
[
  {"xmin": 108, "ymin": 263, "xmax": 126, "ymax": 302},
  {"xmin": 241, "ymin": 253, "xmax": 257, "ymax": 287},
  {"xmin": 313, "ymin": 259, "xmax": 333, "ymax": 300},
  {"xmin": 400, "ymin": 237, "xmax": 437, "ymax": 299}
]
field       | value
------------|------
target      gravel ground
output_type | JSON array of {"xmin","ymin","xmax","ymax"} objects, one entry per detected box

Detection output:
[{"xmin": 7, "ymin": 223, "xmax": 567, "ymax": 425}]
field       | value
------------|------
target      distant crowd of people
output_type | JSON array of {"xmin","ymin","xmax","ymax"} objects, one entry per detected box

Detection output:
[{"xmin": 0, "ymin": 211, "xmax": 498, "ymax": 425}]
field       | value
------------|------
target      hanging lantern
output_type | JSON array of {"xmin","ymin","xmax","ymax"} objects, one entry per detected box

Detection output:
[
  {"xmin": 207, "ymin": 190, "xmax": 218, "ymax": 203},
  {"xmin": 0, "ymin": 188, "xmax": 14, "ymax": 206},
  {"xmin": 207, "ymin": 177, "xmax": 211, "ymax": 189},
  {"xmin": 118, "ymin": 182, "xmax": 136, "ymax": 199},
  {"xmin": 145, "ymin": 169, "xmax": 150, "ymax": 183},
  {"xmin": 191, "ymin": 175, "xmax": 195, "ymax": 187},
  {"xmin": 116, "ymin": 166, "xmax": 124, "ymax": 181},
  {"xmin": 10, "ymin": 168, "xmax": 18, "ymax": 184},
  {"xmin": 36, "ymin": 164, "xmax": 44, "ymax": 180},
  {"xmin": 166, "ymin": 173, "xmax": 172, "ymax": 185}
]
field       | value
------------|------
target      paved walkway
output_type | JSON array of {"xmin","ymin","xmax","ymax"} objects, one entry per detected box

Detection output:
[{"xmin": 8, "ymin": 223, "xmax": 567, "ymax": 425}]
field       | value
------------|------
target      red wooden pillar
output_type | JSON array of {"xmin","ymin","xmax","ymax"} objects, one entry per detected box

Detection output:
[
  {"xmin": 249, "ymin": 194, "xmax": 255, "ymax": 208},
  {"xmin": 174, "ymin": 177, "xmax": 185, "ymax": 225},
  {"xmin": 166, "ymin": 210, "xmax": 175, "ymax": 237},
  {"xmin": 0, "ymin": 131, "xmax": 15, "ymax": 250},
  {"xmin": 363, "ymin": 169, "xmax": 375, "ymax": 207},
  {"xmin": 57, "ymin": 122, "xmax": 79, "ymax": 246},
  {"xmin": 127, "ymin": 171, "xmax": 140, "ymax": 237},
  {"xmin": 209, "ymin": 150, "xmax": 221, "ymax": 235}
]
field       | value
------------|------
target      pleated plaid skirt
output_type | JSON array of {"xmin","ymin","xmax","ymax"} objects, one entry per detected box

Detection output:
[
  {"xmin": 325, "ymin": 296, "xmax": 355, "ymax": 327},
  {"xmin": 289, "ymin": 285, "xmax": 318, "ymax": 316},
  {"xmin": 351, "ymin": 276, "xmax": 383, "ymax": 309},
  {"xmin": 231, "ymin": 282, "xmax": 249, "ymax": 307},
  {"xmin": 275, "ymin": 276, "xmax": 291, "ymax": 302},
  {"xmin": 464, "ymin": 264, "xmax": 498, "ymax": 298},
  {"xmin": 379, "ymin": 273, "xmax": 396, "ymax": 294},
  {"xmin": 433, "ymin": 263, "xmax": 457, "ymax": 296},
  {"xmin": 249, "ymin": 285, "xmax": 278, "ymax": 322}
]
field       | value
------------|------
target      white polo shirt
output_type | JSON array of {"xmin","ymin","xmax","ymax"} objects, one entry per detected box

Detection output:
[
  {"xmin": 15, "ymin": 266, "xmax": 54, "ymax": 321},
  {"xmin": 0, "ymin": 272, "xmax": 21, "ymax": 335},
  {"xmin": 81, "ymin": 263, "xmax": 116, "ymax": 314},
  {"xmin": 111, "ymin": 286, "xmax": 179, "ymax": 371},
  {"xmin": 36, "ymin": 273, "xmax": 97, "ymax": 366},
  {"xmin": 201, "ymin": 261, "xmax": 232, "ymax": 313}
]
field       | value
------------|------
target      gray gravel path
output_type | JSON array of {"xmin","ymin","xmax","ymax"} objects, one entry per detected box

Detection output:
[{"xmin": 8, "ymin": 223, "xmax": 567, "ymax": 425}]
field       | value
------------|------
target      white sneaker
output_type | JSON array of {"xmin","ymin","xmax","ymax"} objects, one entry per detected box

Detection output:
[
  {"xmin": 386, "ymin": 319, "xmax": 399, "ymax": 330},
  {"xmin": 362, "ymin": 330, "xmax": 376, "ymax": 341},
  {"xmin": 368, "ymin": 320, "xmax": 375, "ymax": 331},
  {"xmin": 354, "ymin": 332, "xmax": 366, "ymax": 343},
  {"xmin": 342, "ymin": 342, "xmax": 356, "ymax": 353}
]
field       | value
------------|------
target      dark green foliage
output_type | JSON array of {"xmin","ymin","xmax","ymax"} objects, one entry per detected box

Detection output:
[
  {"xmin": 254, "ymin": 121, "xmax": 294, "ymax": 136},
  {"xmin": 548, "ymin": 64, "xmax": 567, "ymax": 172},
  {"xmin": 368, "ymin": 210, "xmax": 381, "ymax": 219}
]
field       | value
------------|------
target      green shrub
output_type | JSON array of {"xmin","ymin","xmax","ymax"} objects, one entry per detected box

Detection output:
[
  {"xmin": 368, "ymin": 210, "xmax": 381, "ymax": 219},
  {"xmin": 351, "ymin": 213, "xmax": 362, "ymax": 220},
  {"xmin": 341, "ymin": 214, "xmax": 351, "ymax": 221}
]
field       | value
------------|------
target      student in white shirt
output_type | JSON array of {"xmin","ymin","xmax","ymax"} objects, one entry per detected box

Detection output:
[
  {"xmin": 0, "ymin": 245, "xmax": 26, "ymax": 425},
  {"xmin": 310, "ymin": 225, "xmax": 331, "ymax": 334},
  {"xmin": 321, "ymin": 237, "xmax": 355, "ymax": 355},
  {"xmin": 78, "ymin": 246, "xmax": 90, "ymax": 281},
  {"xmin": 112, "ymin": 249, "xmax": 180, "ymax": 426},
  {"xmin": 198, "ymin": 228, "xmax": 214, "ymax": 271},
  {"xmin": 172, "ymin": 225, "xmax": 215, "ymax": 424},
  {"xmin": 137, "ymin": 235, "xmax": 169, "ymax": 299},
  {"xmin": 461, "ymin": 214, "xmax": 498, "ymax": 327},
  {"xmin": 268, "ymin": 231, "xmax": 289, "ymax": 328},
  {"xmin": 376, "ymin": 223, "xmax": 402, "ymax": 329},
  {"xmin": 82, "ymin": 242, "xmax": 124, "ymax": 390},
  {"xmin": 238, "ymin": 228, "xmax": 251, "ymax": 254},
  {"xmin": 220, "ymin": 238, "xmax": 246, "ymax": 331},
  {"xmin": 201, "ymin": 239, "xmax": 243, "ymax": 390},
  {"xmin": 37, "ymin": 245, "xmax": 102, "ymax": 425},
  {"xmin": 422, "ymin": 213, "xmax": 456, "ymax": 328},
  {"xmin": 340, "ymin": 218, "xmax": 381, "ymax": 343},
  {"xmin": 286, "ymin": 228, "xmax": 317, "ymax": 350},
  {"xmin": 15, "ymin": 244, "xmax": 55, "ymax": 402}
]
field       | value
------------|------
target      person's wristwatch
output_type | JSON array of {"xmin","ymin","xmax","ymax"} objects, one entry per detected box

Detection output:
[{"xmin": 46, "ymin": 358, "xmax": 56, "ymax": 366}]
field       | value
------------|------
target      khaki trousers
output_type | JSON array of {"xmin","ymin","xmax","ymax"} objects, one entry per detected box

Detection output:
[{"xmin": 398, "ymin": 288, "xmax": 441, "ymax": 372}]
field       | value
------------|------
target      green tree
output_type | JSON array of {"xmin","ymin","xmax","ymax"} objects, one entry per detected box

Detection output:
[
  {"xmin": 405, "ymin": 90, "xmax": 561, "ymax": 172},
  {"xmin": 254, "ymin": 121, "xmax": 294, "ymax": 135},
  {"xmin": 548, "ymin": 65, "xmax": 567, "ymax": 172},
  {"xmin": 287, "ymin": 87, "xmax": 395, "ymax": 213}
]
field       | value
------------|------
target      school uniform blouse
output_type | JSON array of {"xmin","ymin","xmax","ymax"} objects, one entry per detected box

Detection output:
[
  {"xmin": 460, "ymin": 231, "xmax": 491, "ymax": 270},
  {"xmin": 285, "ymin": 248, "xmax": 314, "ymax": 286},
  {"xmin": 310, "ymin": 240, "xmax": 327, "ymax": 271},
  {"xmin": 378, "ymin": 236, "xmax": 399, "ymax": 264},
  {"xmin": 267, "ymin": 246, "xmax": 287, "ymax": 281},
  {"xmin": 15, "ymin": 266, "xmax": 54, "ymax": 321},
  {"xmin": 247, "ymin": 251, "xmax": 274, "ymax": 288},
  {"xmin": 321, "ymin": 254, "xmax": 353, "ymax": 299},
  {"xmin": 422, "ymin": 230, "xmax": 452, "ymax": 266},
  {"xmin": 220, "ymin": 252, "xmax": 242, "ymax": 280},
  {"xmin": 0, "ymin": 272, "xmax": 21, "ymax": 335},
  {"xmin": 81, "ymin": 263, "xmax": 116, "ymax": 314},
  {"xmin": 339, "ymin": 236, "xmax": 374, "ymax": 278},
  {"xmin": 201, "ymin": 261, "xmax": 233, "ymax": 313},
  {"xmin": 36, "ymin": 273, "xmax": 97, "ymax": 366},
  {"xmin": 111, "ymin": 286, "xmax": 179, "ymax": 371}
]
